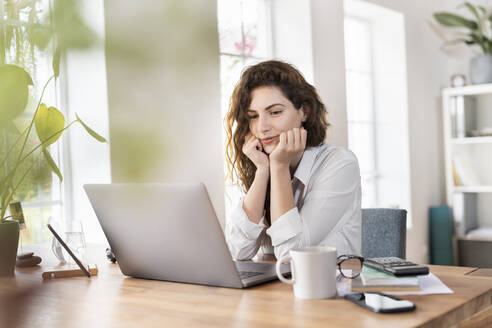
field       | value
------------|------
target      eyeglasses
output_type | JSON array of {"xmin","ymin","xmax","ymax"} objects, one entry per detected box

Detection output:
[{"xmin": 337, "ymin": 254, "xmax": 364, "ymax": 279}]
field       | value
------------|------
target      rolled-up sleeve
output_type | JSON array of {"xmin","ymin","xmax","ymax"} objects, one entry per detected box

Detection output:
[
  {"xmin": 266, "ymin": 153, "xmax": 361, "ymax": 259},
  {"xmin": 225, "ymin": 199, "xmax": 266, "ymax": 260},
  {"xmin": 266, "ymin": 207, "xmax": 310, "ymax": 259}
]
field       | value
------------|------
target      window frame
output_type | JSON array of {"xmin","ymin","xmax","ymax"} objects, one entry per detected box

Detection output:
[{"xmin": 344, "ymin": 14, "xmax": 380, "ymax": 208}]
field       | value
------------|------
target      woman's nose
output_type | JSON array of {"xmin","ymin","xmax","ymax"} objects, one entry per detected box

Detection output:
[{"xmin": 258, "ymin": 115, "xmax": 270, "ymax": 131}]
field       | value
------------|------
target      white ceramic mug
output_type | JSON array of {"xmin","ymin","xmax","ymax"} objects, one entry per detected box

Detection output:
[{"xmin": 276, "ymin": 246, "xmax": 337, "ymax": 299}]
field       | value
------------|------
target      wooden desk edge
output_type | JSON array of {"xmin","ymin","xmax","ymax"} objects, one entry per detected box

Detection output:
[
  {"xmin": 420, "ymin": 278, "xmax": 492, "ymax": 328},
  {"xmin": 466, "ymin": 268, "xmax": 492, "ymax": 277}
]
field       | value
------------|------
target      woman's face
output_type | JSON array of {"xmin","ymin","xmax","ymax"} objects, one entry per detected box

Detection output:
[{"xmin": 247, "ymin": 86, "xmax": 306, "ymax": 154}]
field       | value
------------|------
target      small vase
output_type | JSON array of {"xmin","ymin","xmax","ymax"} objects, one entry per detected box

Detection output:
[
  {"xmin": 0, "ymin": 220, "xmax": 20, "ymax": 276},
  {"xmin": 470, "ymin": 54, "xmax": 492, "ymax": 84}
]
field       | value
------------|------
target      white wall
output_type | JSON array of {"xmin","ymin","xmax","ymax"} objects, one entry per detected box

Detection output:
[
  {"xmin": 104, "ymin": 0, "xmax": 225, "ymax": 226},
  {"xmin": 272, "ymin": 0, "xmax": 314, "ymax": 83},
  {"xmin": 311, "ymin": 0, "xmax": 349, "ymax": 147}
]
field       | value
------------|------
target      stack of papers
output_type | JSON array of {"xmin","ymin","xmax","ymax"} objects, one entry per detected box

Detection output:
[
  {"xmin": 350, "ymin": 266, "xmax": 420, "ymax": 292},
  {"xmin": 337, "ymin": 269, "xmax": 454, "ymax": 296}
]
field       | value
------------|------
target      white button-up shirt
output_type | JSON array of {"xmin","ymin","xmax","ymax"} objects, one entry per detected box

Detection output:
[{"xmin": 225, "ymin": 143, "xmax": 362, "ymax": 260}]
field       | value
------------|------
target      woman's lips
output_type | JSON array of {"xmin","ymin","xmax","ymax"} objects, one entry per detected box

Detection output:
[{"xmin": 261, "ymin": 136, "xmax": 278, "ymax": 145}]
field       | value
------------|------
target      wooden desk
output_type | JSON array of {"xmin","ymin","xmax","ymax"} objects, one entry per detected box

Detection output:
[{"xmin": 1, "ymin": 244, "xmax": 492, "ymax": 328}]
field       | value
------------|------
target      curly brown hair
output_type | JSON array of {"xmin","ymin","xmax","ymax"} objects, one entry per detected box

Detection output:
[{"xmin": 224, "ymin": 60, "xmax": 329, "ymax": 224}]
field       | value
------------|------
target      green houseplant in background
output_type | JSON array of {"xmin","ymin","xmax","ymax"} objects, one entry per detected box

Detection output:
[
  {"xmin": 434, "ymin": 2, "xmax": 492, "ymax": 84},
  {"xmin": 0, "ymin": 0, "xmax": 106, "ymax": 275}
]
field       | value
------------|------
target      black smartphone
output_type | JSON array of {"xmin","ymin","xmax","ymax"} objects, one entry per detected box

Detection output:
[{"xmin": 345, "ymin": 292, "xmax": 416, "ymax": 313}]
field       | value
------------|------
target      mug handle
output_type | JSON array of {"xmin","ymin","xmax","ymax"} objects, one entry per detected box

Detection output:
[{"xmin": 276, "ymin": 254, "xmax": 295, "ymax": 284}]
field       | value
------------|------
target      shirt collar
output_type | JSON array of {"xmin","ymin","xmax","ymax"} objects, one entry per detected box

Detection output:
[{"xmin": 293, "ymin": 145, "xmax": 323, "ymax": 186}]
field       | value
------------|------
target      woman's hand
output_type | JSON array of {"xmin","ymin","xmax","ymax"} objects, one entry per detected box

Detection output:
[
  {"xmin": 269, "ymin": 127, "xmax": 307, "ymax": 167},
  {"xmin": 242, "ymin": 133, "xmax": 270, "ymax": 171}
]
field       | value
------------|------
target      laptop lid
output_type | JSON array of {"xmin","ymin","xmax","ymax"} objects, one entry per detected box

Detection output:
[{"xmin": 84, "ymin": 183, "xmax": 250, "ymax": 288}]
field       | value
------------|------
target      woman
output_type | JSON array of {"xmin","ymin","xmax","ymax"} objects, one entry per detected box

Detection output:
[{"xmin": 224, "ymin": 60, "xmax": 361, "ymax": 260}]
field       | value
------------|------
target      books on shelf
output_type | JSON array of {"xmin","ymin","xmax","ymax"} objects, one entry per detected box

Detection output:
[
  {"xmin": 452, "ymin": 162, "xmax": 462, "ymax": 186},
  {"xmin": 451, "ymin": 96, "xmax": 476, "ymax": 138},
  {"xmin": 453, "ymin": 156, "xmax": 480, "ymax": 186},
  {"xmin": 465, "ymin": 227, "xmax": 492, "ymax": 241},
  {"xmin": 350, "ymin": 266, "xmax": 420, "ymax": 292}
]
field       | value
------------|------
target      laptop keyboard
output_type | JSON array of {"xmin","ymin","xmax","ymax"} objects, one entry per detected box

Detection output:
[{"xmin": 239, "ymin": 271, "xmax": 263, "ymax": 280}]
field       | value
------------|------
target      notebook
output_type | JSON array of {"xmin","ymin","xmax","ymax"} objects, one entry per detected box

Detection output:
[{"xmin": 350, "ymin": 266, "xmax": 420, "ymax": 292}]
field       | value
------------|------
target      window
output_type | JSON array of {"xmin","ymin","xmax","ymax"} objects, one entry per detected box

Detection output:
[
  {"xmin": 217, "ymin": 0, "xmax": 272, "ymax": 118},
  {"xmin": 344, "ymin": 0, "xmax": 412, "ymax": 225},
  {"xmin": 1, "ymin": 0, "xmax": 62, "ymax": 244},
  {"xmin": 217, "ymin": 0, "xmax": 273, "ymax": 218},
  {"xmin": 344, "ymin": 16, "xmax": 378, "ymax": 208}
]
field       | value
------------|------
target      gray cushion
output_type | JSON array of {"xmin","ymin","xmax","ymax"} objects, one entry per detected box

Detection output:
[{"xmin": 361, "ymin": 208, "xmax": 407, "ymax": 259}]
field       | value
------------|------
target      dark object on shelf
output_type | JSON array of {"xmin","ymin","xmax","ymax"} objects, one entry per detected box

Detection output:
[
  {"xmin": 429, "ymin": 206, "xmax": 454, "ymax": 265},
  {"xmin": 470, "ymin": 55, "xmax": 492, "ymax": 85},
  {"xmin": 469, "ymin": 127, "xmax": 492, "ymax": 137},
  {"xmin": 451, "ymin": 74, "xmax": 466, "ymax": 87},
  {"xmin": 458, "ymin": 239, "xmax": 492, "ymax": 268},
  {"xmin": 106, "ymin": 247, "xmax": 117, "ymax": 263}
]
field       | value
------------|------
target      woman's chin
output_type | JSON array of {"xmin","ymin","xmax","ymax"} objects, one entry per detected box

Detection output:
[{"xmin": 263, "ymin": 144, "xmax": 277, "ymax": 155}]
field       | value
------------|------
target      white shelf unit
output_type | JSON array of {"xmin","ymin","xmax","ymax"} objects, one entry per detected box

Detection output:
[
  {"xmin": 454, "ymin": 186, "xmax": 492, "ymax": 193},
  {"xmin": 443, "ymin": 84, "xmax": 492, "ymax": 241},
  {"xmin": 451, "ymin": 136, "xmax": 492, "ymax": 145}
]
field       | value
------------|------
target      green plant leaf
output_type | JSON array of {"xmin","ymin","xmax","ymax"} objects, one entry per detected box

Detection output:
[
  {"xmin": 0, "ymin": 177, "xmax": 8, "ymax": 213},
  {"xmin": 42, "ymin": 148, "xmax": 63, "ymax": 182},
  {"xmin": 34, "ymin": 104, "xmax": 66, "ymax": 146},
  {"xmin": 434, "ymin": 12, "xmax": 478, "ymax": 30},
  {"xmin": 0, "ymin": 65, "xmax": 33, "ymax": 122},
  {"xmin": 463, "ymin": 2, "xmax": 481, "ymax": 21},
  {"xmin": 465, "ymin": 32, "xmax": 480, "ymax": 45},
  {"xmin": 76, "ymin": 114, "xmax": 107, "ymax": 142},
  {"xmin": 53, "ymin": 46, "xmax": 61, "ymax": 78}
]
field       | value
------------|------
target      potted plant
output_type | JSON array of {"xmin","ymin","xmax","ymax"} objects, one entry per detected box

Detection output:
[
  {"xmin": 0, "ymin": 0, "xmax": 106, "ymax": 275},
  {"xmin": 434, "ymin": 2, "xmax": 492, "ymax": 84},
  {"xmin": 0, "ymin": 64, "xmax": 106, "ymax": 274}
]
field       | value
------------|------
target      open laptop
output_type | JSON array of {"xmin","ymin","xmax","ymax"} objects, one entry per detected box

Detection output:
[{"xmin": 84, "ymin": 183, "xmax": 289, "ymax": 288}]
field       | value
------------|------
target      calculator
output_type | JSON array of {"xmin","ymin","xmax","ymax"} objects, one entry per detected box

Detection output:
[{"xmin": 363, "ymin": 257, "xmax": 430, "ymax": 276}]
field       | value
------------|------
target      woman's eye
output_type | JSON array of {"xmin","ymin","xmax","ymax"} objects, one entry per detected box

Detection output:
[
  {"xmin": 271, "ymin": 110, "xmax": 282, "ymax": 115},
  {"xmin": 248, "ymin": 115, "xmax": 258, "ymax": 120}
]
